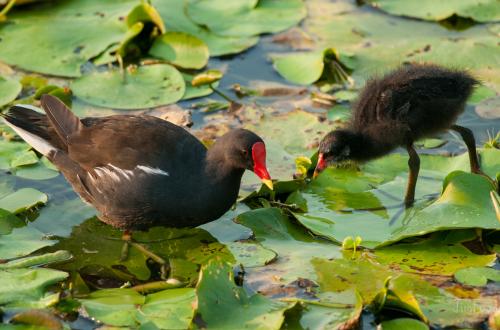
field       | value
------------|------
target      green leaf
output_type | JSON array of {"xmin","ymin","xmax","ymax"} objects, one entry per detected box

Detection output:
[
  {"xmin": 454, "ymin": 266, "xmax": 500, "ymax": 286},
  {"xmin": 365, "ymin": 0, "xmax": 500, "ymax": 23},
  {"xmin": 0, "ymin": 188, "xmax": 47, "ymax": 214},
  {"xmin": 0, "ymin": 75, "xmax": 22, "ymax": 107},
  {"xmin": 80, "ymin": 287, "xmax": 196, "ymax": 328},
  {"xmin": 152, "ymin": 0, "xmax": 259, "ymax": 56},
  {"xmin": 0, "ymin": 0, "xmax": 136, "ymax": 77},
  {"xmin": 186, "ymin": 0, "xmax": 306, "ymax": 38},
  {"xmin": 380, "ymin": 318, "xmax": 429, "ymax": 330},
  {"xmin": 126, "ymin": 2, "xmax": 165, "ymax": 33},
  {"xmin": 80, "ymin": 288, "xmax": 145, "ymax": 327},
  {"xmin": 375, "ymin": 234, "xmax": 496, "ymax": 276},
  {"xmin": 0, "ymin": 268, "xmax": 68, "ymax": 306},
  {"xmin": 273, "ymin": 51, "xmax": 324, "ymax": 85},
  {"xmin": 10, "ymin": 150, "xmax": 38, "ymax": 167},
  {"xmin": 0, "ymin": 225, "xmax": 56, "ymax": 259},
  {"xmin": 150, "ymin": 32, "xmax": 209, "ymax": 69},
  {"xmin": 225, "ymin": 241, "xmax": 276, "ymax": 268},
  {"xmin": 72, "ymin": 64, "xmax": 185, "ymax": 109},
  {"xmin": 195, "ymin": 259, "xmax": 294, "ymax": 330},
  {"xmin": 236, "ymin": 208, "xmax": 340, "ymax": 282}
]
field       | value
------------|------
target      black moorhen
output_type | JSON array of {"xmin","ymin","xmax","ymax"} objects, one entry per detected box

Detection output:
[
  {"xmin": 314, "ymin": 64, "xmax": 480, "ymax": 206},
  {"xmin": 2, "ymin": 95, "xmax": 273, "ymax": 268}
]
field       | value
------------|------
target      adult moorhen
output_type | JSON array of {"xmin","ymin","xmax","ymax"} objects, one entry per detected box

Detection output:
[
  {"xmin": 3, "ymin": 95, "xmax": 273, "ymax": 269},
  {"xmin": 314, "ymin": 64, "xmax": 480, "ymax": 206}
]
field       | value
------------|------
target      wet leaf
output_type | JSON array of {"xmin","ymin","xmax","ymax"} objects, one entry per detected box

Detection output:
[
  {"xmin": 10, "ymin": 310, "xmax": 63, "ymax": 330},
  {"xmin": 0, "ymin": 75, "xmax": 21, "ymax": 107},
  {"xmin": 186, "ymin": 0, "xmax": 306, "ymax": 38},
  {"xmin": 273, "ymin": 51, "xmax": 324, "ymax": 85},
  {"xmin": 365, "ymin": 0, "xmax": 500, "ymax": 23},
  {"xmin": 454, "ymin": 266, "xmax": 500, "ymax": 286},
  {"xmin": 72, "ymin": 64, "xmax": 185, "ymax": 109},
  {"xmin": 150, "ymin": 32, "xmax": 209, "ymax": 69},
  {"xmin": 126, "ymin": 2, "xmax": 165, "ymax": 34},
  {"xmin": 195, "ymin": 259, "xmax": 294, "ymax": 330}
]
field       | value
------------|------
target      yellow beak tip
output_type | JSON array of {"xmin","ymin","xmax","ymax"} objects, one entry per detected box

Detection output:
[{"xmin": 262, "ymin": 179, "xmax": 274, "ymax": 191}]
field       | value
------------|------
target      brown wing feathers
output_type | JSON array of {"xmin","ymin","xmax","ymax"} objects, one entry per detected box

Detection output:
[{"xmin": 40, "ymin": 95, "xmax": 83, "ymax": 145}]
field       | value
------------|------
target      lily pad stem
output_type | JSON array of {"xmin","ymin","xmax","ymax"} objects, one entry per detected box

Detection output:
[
  {"xmin": 0, "ymin": 0, "xmax": 16, "ymax": 21},
  {"xmin": 279, "ymin": 297, "xmax": 354, "ymax": 309},
  {"xmin": 209, "ymin": 83, "xmax": 235, "ymax": 103}
]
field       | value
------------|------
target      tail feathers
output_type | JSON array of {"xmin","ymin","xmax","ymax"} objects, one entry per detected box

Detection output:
[
  {"xmin": 41, "ymin": 95, "xmax": 82, "ymax": 143},
  {"xmin": 2, "ymin": 106, "xmax": 57, "ymax": 157}
]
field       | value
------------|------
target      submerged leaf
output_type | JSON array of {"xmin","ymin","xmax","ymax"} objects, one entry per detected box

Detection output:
[{"xmin": 454, "ymin": 266, "xmax": 500, "ymax": 286}]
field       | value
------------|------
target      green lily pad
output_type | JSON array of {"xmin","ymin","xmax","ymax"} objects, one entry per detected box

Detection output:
[
  {"xmin": 454, "ymin": 266, "xmax": 500, "ymax": 286},
  {"xmin": 292, "ymin": 149, "xmax": 500, "ymax": 248},
  {"xmin": 186, "ymin": 0, "xmax": 306, "ymax": 38},
  {"xmin": 303, "ymin": 1, "xmax": 500, "ymax": 91},
  {"xmin": 195, "ymin": 259, "xmax": 294, "ymax": 330},
  {"xmin": 0, "ymin": 188, "xmax": 47, "ymax": 214},
  {"xmin": 126, "ymin": 1, "xmax": 165, "ymax": 34},
  {"xmin": 80, "ymin": 287, "xmax": 196, "ymax": 328},
  {"xmin": 236, "ymin": 208, "xmax": 340, "ymax": 282},
  {"xmin": 191, "ymin": 69, "xmax": 223, "ymax": 87},
  {"xmin": 150, "ymin": 32, "xmax": 209, "ymax": 69},
  {"xmin": 375, "ymin": 234, "xmax": 496, "ymax": 276},
  {"xmin": 365, "ymin": 0, "xmax": 500, "ymax": 23},
  {"xmin": 273, "ymin": 51, "xmax": 324, "ymax": 85},
  {"xmin": 380, "ymin": 318, "xmax": 429, "ymax": 330},
  {"xmin": 0, "ymin": 75, "xmax": 22, "ymax": 107},
  {"xmin": 152, "ymin": 0, "xmax": 259, "ymax": 56},
  {"xmin": 0, "ymin": 225, "xmax": 56, "ymax": 260},
  {"xmin": 226, "ymin": 241, "xmax": 277, "ymax": 268},
  {"xmin": 72, "ymin": 64, "xmax": 185, "ymax": 109},
  {"xmin": 0, "ymin": 268, "xmax": 68, "ymax": 306},
  {"xmin": 0, "ymin": 0, "xmax": 136, "ymax": 77},
  {"xmin": 415, "ymin": 138, "xmax": 447, "ymax": 149}
]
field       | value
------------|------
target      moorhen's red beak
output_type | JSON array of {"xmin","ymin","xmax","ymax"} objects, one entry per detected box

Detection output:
[
  {"xmin": 252, "ymin": 142, "xmax": 273, "ymax": 190},
  {"xmin": 313, "ymin": 153, "xmax": 327, "ymax": 178}
]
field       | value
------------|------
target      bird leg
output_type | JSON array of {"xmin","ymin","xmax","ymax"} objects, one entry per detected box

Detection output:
[
  {"xmin": 450, "ymin": 125, "xmax": 481, "ymax": 173},
  {"xmin": 120, "ymin": 230, "xmax": 170, "ymax": 279},
  {"xmin": 405, "ymin": 144, "xmax": 420, "ymax": 207}
]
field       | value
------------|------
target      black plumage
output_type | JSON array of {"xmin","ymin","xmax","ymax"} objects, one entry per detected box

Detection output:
[{"xmin": 315, "ymin": 64, "xmax": 480, "ymax": 205}]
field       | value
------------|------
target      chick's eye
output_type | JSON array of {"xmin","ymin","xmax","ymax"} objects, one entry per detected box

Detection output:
[{"xmin": 242, "ymin": 149, "xmax": 248, "ymax": 157}]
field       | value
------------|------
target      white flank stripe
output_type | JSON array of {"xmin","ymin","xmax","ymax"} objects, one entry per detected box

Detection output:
[{"xmin": 136, "ymin": 165, "xmax": 170, "ymax": 176}]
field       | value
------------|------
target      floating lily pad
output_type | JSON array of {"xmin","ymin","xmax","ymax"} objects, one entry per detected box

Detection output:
[
  {"xmin": 380, "ymin": 318, "xmax": 429, "ymax": 330},
  {"xmin": 0, "ymin": 188, "xmax": 47, "ymax": 214},
  {"xmin": 72, "ymin": 64, "xmax": 185, "ymax": 109},
  {"xmin": 454, "ymin": 266, "xmax": 500, "ymax": 286},
  {"xmin": 273, "ymin": 51, "xmax": 324, "ymax": 85},
  {"xmin": 196, "ymin": 259, "xmax": 294, "ymax": 329},
  {"xmin": 186, "ymin": 0, "xmax": 306, "ymax": 38},
  {"xmin": 0, "ymin": 75, "xmax": 22, "ymax": 107},
  {"xmin": 0, "ymin": 0, "xmax": 136, "ymax": 77},
  {"xmin": 150, "ymin": 32, "xmax": 209, "ymax": 69},
  {"xmin": 80, "ymin": 287, "xmax": 196, "ymax": 328},
  {"xmin": 365, "ymin": 0, "xmax": 500, "ymax": 23},
  {"xmin": 152, "ymin": 0, "xmax": 259, "ymax": 56},
  {"xmin": 0, "ymin": 268, "xmax": 68, "ymax": 306}
]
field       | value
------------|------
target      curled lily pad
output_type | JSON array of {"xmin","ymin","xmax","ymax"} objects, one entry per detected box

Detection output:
[
  {"xmin": 0, "ymin": 75, "xmax": 21, "ymax": 107},
  {"xmin": 126, "ymin": 1, "xmax": 165, "ymax": 33},
  {"xmin": 72, "ymin": 64, "xmax": 185, "ymax": 109},
  {"xmin": 150, "ymin": 32, "xmax": 209, "ymax": 69},
  {"xmin": 191, "ymin": 69, "xmax": 223, "ymax": 87},
  {"xmin": 380, "ymin": 318, "xmax": 429, "ymax": 330}
]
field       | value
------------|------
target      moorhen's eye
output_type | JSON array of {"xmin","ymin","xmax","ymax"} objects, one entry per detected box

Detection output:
[{"xmin": 241, "ymin": 149, "xmax": 248, "ymax": 157}]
